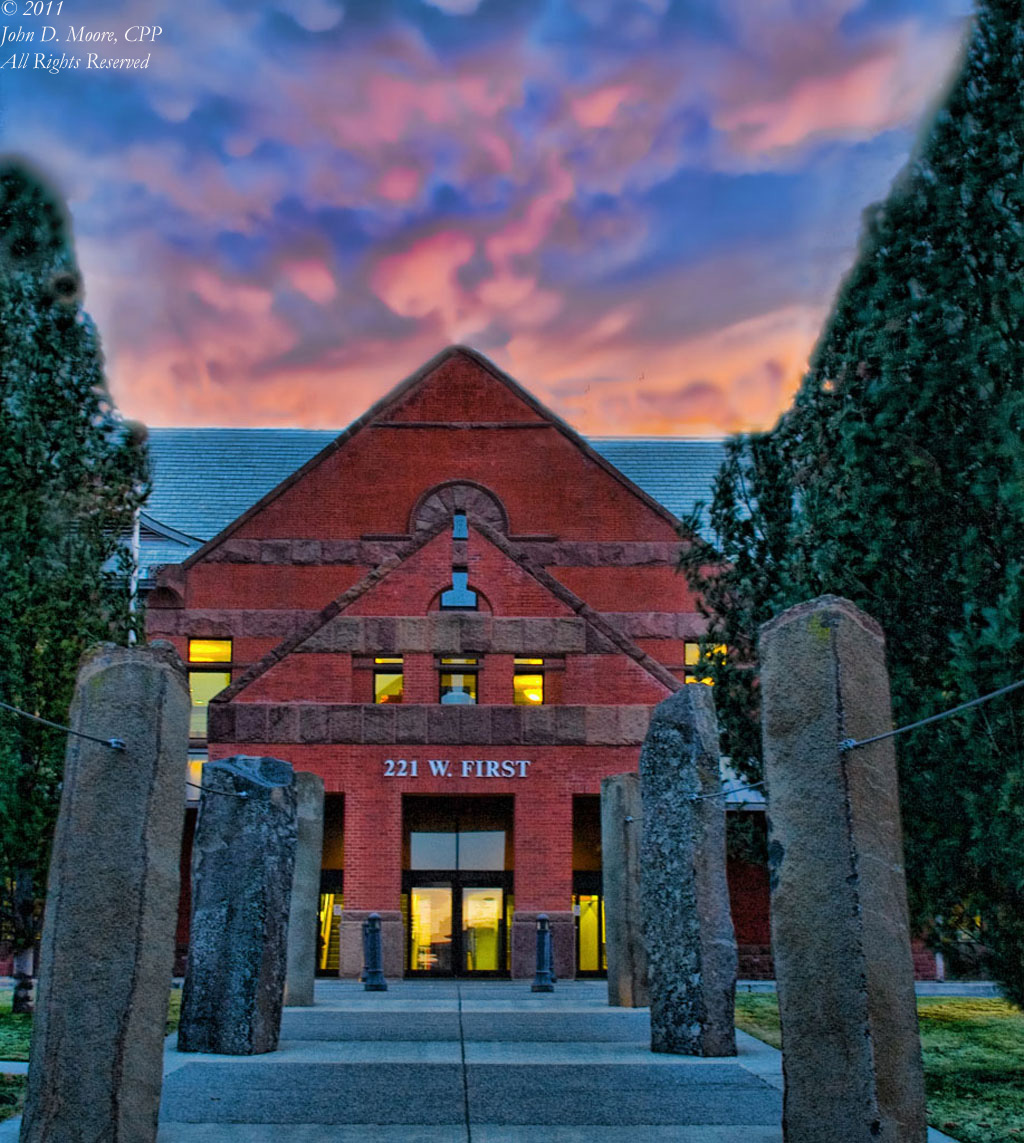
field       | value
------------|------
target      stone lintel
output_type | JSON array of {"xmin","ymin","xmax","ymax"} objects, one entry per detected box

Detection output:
[{"xmin": 213, "ymin": 703, "xmax": 653, "ymax": 746}]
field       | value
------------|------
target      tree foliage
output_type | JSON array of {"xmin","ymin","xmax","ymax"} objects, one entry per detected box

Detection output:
[
  {"xmin": 0, "ymin": 159, "xmax": 149, "ymax": 954},
  {"xmin": 680, "ymin": 0, "xmax": 1024, "ymax": 1003}
]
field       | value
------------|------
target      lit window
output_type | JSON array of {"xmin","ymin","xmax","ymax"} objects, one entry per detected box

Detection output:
[
  {"xmin": 453, "ymin": 512, "xmax": 468, "ymax": 540},
  {"xmin": 188, "ymin": 671, "xmax": 231, "ymax": 737},
  {"xmin": 188, "ymin": 638, "xmax": 232, "ymax": 736},
  {"xmin": 374, "ymin": 657, "xmax": 404, "ymax": 704},
  {"xmin": 684, "ymin": 642, "xmax": 726, "ymax": 686},
  {"xmin": 440, "ymin": 569, "xmax": 478, "ymax": 609},
  {"xmin": 514, "ymin": 658, "xmax": 544, "ymax": 704},
  {"xmin": 189, "ymin": 638, "xmax": 232, "ymax": 663},
  {"xmin": 440, "ymin": 658, "xmax": 478, "ymax": 704}
]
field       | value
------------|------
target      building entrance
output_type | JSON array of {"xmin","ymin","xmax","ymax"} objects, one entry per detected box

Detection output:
[
  {"xmin": 403, "ymin": 795, "xmax": 513, "ymax": 978},
  {"xmin": 407, "ymin": 879, "xmax": 511, "ymax": 975}
]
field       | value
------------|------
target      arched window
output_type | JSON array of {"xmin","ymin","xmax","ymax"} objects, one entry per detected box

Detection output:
[{"xmin": 440, "ymin": 569, "xmax": 478, "ymax": 610}]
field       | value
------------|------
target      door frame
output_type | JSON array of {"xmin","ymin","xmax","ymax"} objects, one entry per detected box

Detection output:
[
  {"xmin": 573, "ymin": 870, "xmax": 606, "ymax": 978},
  {"xmin": 403, "ymin": 869, "xmax": 513, "ymax": 978}
]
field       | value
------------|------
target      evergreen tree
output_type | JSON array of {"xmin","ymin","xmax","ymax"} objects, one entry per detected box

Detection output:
[
  {"xmin": 681, "ymin": 0, "xmax": 1024, "ymax": 1003},
  {"xmin": 0, "ymin": 159, "xmax": 149, "ymax": 964}
]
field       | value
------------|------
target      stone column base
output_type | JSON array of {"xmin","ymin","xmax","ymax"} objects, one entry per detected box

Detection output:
[
  {"xmin": 338, "ymin": 910, "xmax": 404, "ymax": 981},
  {"xmin": 510, "ymin": 911, "xmax": 576, "ymax": 981}
]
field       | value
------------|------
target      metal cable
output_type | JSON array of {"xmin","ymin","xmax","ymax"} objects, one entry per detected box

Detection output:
[
  {"xmin": 185, "ymin": 780, "xmax": 249, "ymax": 800},
  {"xmin": 839, "ymin": 676, "xmax": 1024, "ymax": 752},
  {"xmin": 0, "ymin": 698, "xmax": 126, "ymax": 751},
  {"xmin": 688, "ymin": 779, "xmax": 765, "ymax": 803}
]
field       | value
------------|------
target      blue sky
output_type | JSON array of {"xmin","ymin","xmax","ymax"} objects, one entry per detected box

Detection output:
[{"xmin": 0, "ymin": 0, "xmax": 973, "ymax": 433}]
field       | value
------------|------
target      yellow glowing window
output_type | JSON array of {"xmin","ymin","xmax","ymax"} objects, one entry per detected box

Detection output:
[
  {"xmin": 188, "ymin": 671, "xmax": 231, "ymax": 736},
  {"xmin": 441, "ymin": 657, "xmax": 478, "ymax": 665},
  {"xmin": 514, "ymin": 658, "xmax": 544, "ymax": 665},
  {"xmin": 374, "ymin": 671, "xmax": 404, "ymax": 704},
  {"xmin": 684, "ymin": 643, "xmax": 725, "ymax": 686},
  {"xmin": 189, "ymin": 638, "xmax": 232, "ymax": 663},
  {"xmin": 514, "ymin": 674, "xmax": 544, "ymax": 704}
]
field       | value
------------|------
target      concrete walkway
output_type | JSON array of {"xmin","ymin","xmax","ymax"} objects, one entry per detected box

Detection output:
[
  {"xmin": 1, "ymin": 979, "xmax": 965, "ymax": 1139},
  {"xmin": 157, "ymin": 979, "xmax": 782, "ymax": 1141}
]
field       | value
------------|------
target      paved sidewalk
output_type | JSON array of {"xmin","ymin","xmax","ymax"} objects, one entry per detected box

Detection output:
[
  {"xmin": 157, "ymin": 980, "xmax": 782, "ymax": 1141},
  {"xmin": 1, "ymin": 979, "xmax": 963, "ymax": 1139}
]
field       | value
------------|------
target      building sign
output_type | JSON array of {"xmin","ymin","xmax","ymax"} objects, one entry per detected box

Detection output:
[{"xmin": 383, "ymin": 758, "xmax": 532, "ymax": 778}]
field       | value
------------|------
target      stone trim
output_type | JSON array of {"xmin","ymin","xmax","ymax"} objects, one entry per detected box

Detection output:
[
  {"xmin": 299, "ymin": 614, "xmax": 589, "ymax": 655},
  {"xmin": 518, "ymin": 541, "xmax": 682, "ymax": 566},
  {"xmin": 201, "ymin": 538, "xmax": 412, "ymax": 566},
  {"xmin": 208, "ymin": 702, "xmax": 654, "ymax": 747},
  {"xmin": 602, "ymin": 613, "xmax": 710, "ymax": 639},
  {"xmin": 193, "ymin": 538, "xmax": 687, "ymax": 568},
  {"xmin": 147, "ymin": 604, "xmax": 707, "ymax": 647},
  {"xmin": 146, "ymin": 609, "xmax": 318, "ymax": 637},
  {"xmin": 409, "ymin": 481, "xmax": 508, "ymax": 536}
]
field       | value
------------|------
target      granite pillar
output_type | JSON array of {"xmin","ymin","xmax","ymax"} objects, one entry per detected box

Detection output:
[
  {"xmin": 640, "ymin": 685, "xmax": 737, "ymax": 1055},
  {"xmin": 21, "ymin": 643, "xmax": 189, "ymax": 1143},
  {"xmin": 177, "ymin": 755, "xmax": 297, "ymax": 1055},
  {"xmin": 601, "ymin": 772, "xmax": 648, "ymax": 1007},
  {"xmin": 759, "ymin": 595, "xmax": 927, "ymax": 1143},
  {"xmin": 284, "ymin": 771, "xmax": 325, "ymax": 1006}
]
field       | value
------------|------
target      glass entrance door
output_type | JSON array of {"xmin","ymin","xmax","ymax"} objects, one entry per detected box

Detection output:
[
  {"xmin": 462, "ymin": 888, "xmax": 503, "ymax": 972},
  {"xmin": 409, "ymin": 885, "xmax": 453, "ymax": 974},
  {"xmin": 407, "ymin": 881, "xmax": 507, "ymax": 976}
]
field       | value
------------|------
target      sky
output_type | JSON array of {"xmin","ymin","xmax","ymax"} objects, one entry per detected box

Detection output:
[{"xmin": 0, "ymin": 0, "xmax": 974, "ymax": 436}]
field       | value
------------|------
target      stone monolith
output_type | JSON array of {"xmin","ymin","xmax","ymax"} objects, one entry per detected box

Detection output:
[
  {"xmin": 21, "ymin": 642, "xmax": 190, "ymax": 1143},
  {"xmin": 639, "ymin": 684, "xmax": 737, "ymax": 1055},
  {"xmin": 601, "ymin": 772, "xmax": 648, "ymax": 1007},
  {"xmin": 177, "ymin": 755, "xmax": 298, "ymax": 1055},
  {"xmin": 284, "ymin": 770, "xmax": 325, "ymax": 1006},
  {"xmin": 759, "ymin": 595, "xmax": 926, "ymax": 1143}
]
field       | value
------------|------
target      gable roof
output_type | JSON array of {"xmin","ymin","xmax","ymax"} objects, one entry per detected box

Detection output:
[
  {"xmin": 218, "ymin": 515, "xmax": 681, "ymax": 704},
  {"xmin": 140, "ymin": 351, "xmax": 726, "ymax": 579},
  {"xmin": 177, "ymin": 347, "xmax": 692, "ymax": 570}
]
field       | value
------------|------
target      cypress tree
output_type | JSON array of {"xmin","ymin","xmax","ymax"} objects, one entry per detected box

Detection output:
[
  {"xmin": 0, "ymin": 159, "xmax": 149, "ymax": 975},
  {"xmin": 682, "ymin": 0, "xmax": 1024, "ymax": 1002}
]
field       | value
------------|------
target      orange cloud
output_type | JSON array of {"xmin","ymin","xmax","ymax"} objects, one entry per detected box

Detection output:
[
  {"xmin": 282, "ymin": 259, "xmax": 337, "ymax": 304},
  {"xmin": 371, "ymin": 230, "xmax": 477, "ymax": 322},
  {"xmin": 570, "ymin": 83, "xmax": 638, "ymax": 129}
]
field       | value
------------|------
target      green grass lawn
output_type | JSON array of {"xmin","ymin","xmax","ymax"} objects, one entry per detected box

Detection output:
[{"xmin": 736, "ymin": 993, "xmax": 1024, "ymax": 1143}]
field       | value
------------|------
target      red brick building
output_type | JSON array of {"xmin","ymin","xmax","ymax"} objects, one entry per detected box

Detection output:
[{"xmin": 147, "ymin": 346, "xmax": 770, "ymax": 979}]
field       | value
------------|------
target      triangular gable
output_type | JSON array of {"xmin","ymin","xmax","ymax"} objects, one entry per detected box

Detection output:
[
  {"xmin": 217, "ymin": 517, "xmax": 680, "ymax": 704},
  {"xmin": 177, "ymin": 345, "xmax": 684, "ymax": 572}
]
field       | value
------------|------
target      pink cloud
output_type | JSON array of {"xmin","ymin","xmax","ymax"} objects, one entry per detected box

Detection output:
[
  {"xmin": 718, "ymin": 48, "xmax": 906, "ymax": 154},
  {"xmin": 376, "ymin": 166, "xmax": 423, "ymax": 203},
  {"xmin": 712, "ymin": 21, "xmax": 966, "ymax": 160},
  {"xmin": 371, "ymin": 230, "xmax": 477, "ymax": 322},
  {"xmin": 281, "ymin": 259, "xmax": 337, "ymax": 304},
  {"xmin": 570, "ymin": 83, "xmax": 638, "ymax": 129}
]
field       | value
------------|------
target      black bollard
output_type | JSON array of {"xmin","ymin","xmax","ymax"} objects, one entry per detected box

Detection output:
[
  {"xmin": 362, "ymin": 912, "xmax": 388, "ymax": 991},
  {"xmin": 531, "ymin": 913, "xmax": 555, "ymax": 992}
]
